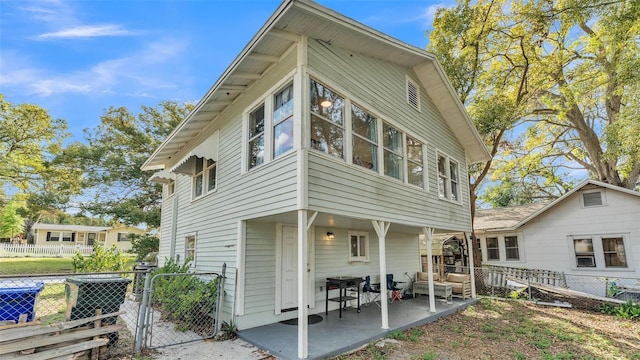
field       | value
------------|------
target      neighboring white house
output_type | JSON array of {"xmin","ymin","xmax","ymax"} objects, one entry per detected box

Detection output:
[
  {"xmin": 31, "ymin": 223, "xmax": 146, "ymax": 251},
  {"xmin": 142, "ymin": 0, "xmax": 489, "ymax": 357},
  {"xmin": 475, "ymin": 180, "xmax": 639, "ymax": 293}
]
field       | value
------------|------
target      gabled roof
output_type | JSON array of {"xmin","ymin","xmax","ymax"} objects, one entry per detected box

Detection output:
[
  {"xmin": 475, "ymin": 179, "xmax": 640, "ymax": 232},
  {"xmin": 142, "ymin": 0, "xmax": 490, "ymax": 172}
]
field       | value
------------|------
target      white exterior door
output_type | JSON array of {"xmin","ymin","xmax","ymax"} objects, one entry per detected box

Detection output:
[{"xmin": 281, "ymin": 226, "xmax": 298, "ymax": 309}]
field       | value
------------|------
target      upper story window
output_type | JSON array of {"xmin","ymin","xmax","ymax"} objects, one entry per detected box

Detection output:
[
  {"xmin": 351, "ymin": 105, "xmax": 378, "ymax": 171},
  {"xmin": 437, "ymin": 152, "xmax": 460, "ymax": 201},
  {"xmin": 193, "ymin": 157, "xmax": 217, "ymax": 199},
  {"xmin": 246, "ymin": 81, "xmax": 295, "ymax": 171},
  {"xmin": 581, "ymin": 190, "xmax": 605, "ymax": 207},
  {"xmin": 310, "ymin": 79, "xmax": 345, "ymax": 159},
  {"xmin": 383, "ymin": 123, "xmax": 404, "ymax": 181},
  {"xmin": 309, "ymin": 78, "xmax": 428, "ymax": 189},
  {"xmin": 248, "ymin": 105, "xmax": 265, "ymax": 169},
  {"xmin": 349, "ymin": 231, "xmax": 369, "ymax": 262},
  {"xmin": 167, "ymin": 179, "xmax": 175, "ymax": 196},
  {"xmin": 273, "ymin": 84, "xmax": 294, "ymax": 158}
]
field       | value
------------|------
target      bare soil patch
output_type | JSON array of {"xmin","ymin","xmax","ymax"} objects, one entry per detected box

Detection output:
[{"xmin": 336, "ymin": 298, "xmax": 640, "ymax": 360}]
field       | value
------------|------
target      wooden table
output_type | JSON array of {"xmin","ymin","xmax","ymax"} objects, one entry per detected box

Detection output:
[
  {"xmin": 413, "ymin": 282, "xmax": 452, "ymax": 303},
  {"xmin": 325, "ymin": 276, "xmax": 364, "ymax": 318}
]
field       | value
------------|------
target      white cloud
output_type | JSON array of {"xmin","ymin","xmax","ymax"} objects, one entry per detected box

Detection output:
[{"xmin": 38, "ymin": 24, "xmax": 134, "ymax": 39}]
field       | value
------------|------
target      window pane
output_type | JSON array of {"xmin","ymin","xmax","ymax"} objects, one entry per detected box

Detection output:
[
  {"xmin": 194, "ymin": 174, "xmax": 203, "ymax": 197},
  {"xmin": 195, "ymin": 157, "xmax": 203, "ymax": 173},
  {"xmin": 358, "ymin": 236, "xmax": 366, "ymax": 257},
  {"xmin": 505, "ymin": 236, "xmax": 519, "ymax": 260},
  {"xmin": 350, "ymin": 235, "xmax": 358, "ymax": 257},
  {"xmin": 351, "ymin": 105, "xmax": 377, "ymax": 141},
  {"xmin": 406, "ymin": 136, "xmax": 422, "ymax": 163},
  {"xmin": 574, "ymin": 239, "xmax": 593, "ymax": 253},
  {"xmin": 273, "ymin": 84, "xmax": 293, "ymax": 124},
  {"xmin": 311, "ymin": 115, "xmax": 344, "ymax": 159},
  {"xmin": 450, "ymin": 182, "xmax": 459, "ymax": 201},
  {"xmin": 384, "ymin": 151, "xmax": 403, "ymax": 180},
  {"xmin": 449, "ymin": 161, "xmax": 458, "ymax": 182},
  {"xmin": 438, "ymin": 155, "xmax": 446, "ymax": 175},
  {"xmin": 383, "ymin": 123, "xmax": 402, "ymax": 154},
  {"xmin": 603, "ymin": 237, "xmax": 627, "ymax": 267},
  {"xmin": 249, "ymin": 136, "xmax": 264, "ymax": 168},
  {"xmin": 208, "ymin": 165, "xmax": 216, "ymax": 191},
  {"xmin": 407, "ymin": 161, "xmax": 423, "ymax": 187},
  {"xmin": 352, "ymin": 136, "xmax": 377, "ymax": 170},
  {"xmin": 310, "ymin": 80, "xmax": 344, "ymax": 125},
  {"xmin": 486, "ymin": 237, "xmax": 499, "ymax": 260},
  {"xmin": 249, "ymin": 106, "xmax": 265, "ymax": 138},
  {"xmin": 274, "ymin": 117, "xmax": 294, "ymax": 158}
]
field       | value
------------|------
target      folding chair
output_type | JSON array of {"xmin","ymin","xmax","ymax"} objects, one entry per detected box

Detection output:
[
  {"xmin": 362, "ymin": 275, "xmax": 381, "ymax": 307},
  {"xmin": 387, "ymin": 274, "xmax": 403, "ymax": 302}
]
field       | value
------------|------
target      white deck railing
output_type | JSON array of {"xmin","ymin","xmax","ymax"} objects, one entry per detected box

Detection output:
[{"xmin": 0, "ymin": 243, "xmax": 94, "ymax": 257}]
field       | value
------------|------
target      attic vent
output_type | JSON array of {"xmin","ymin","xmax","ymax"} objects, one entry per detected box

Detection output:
[
  {"xmin": 406, "ymin": 78, "xmax": 420, "ymax": 111},
  {"xmin": 582, "ymin": 191, "xmax": 603, "ymax": 207}
]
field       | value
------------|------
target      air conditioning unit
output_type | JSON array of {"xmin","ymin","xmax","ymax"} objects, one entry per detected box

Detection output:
[{"xmin": 576, "ymin": 256, "xmax": 595, "ymax": 267}]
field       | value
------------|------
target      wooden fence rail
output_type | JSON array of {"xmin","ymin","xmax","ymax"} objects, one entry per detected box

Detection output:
[
  {"xmin": 0, "ymin": 243, "xmax": 94, "ymax": 257},
  {"xmin": 484, "ymin": 265, "xmax": 568, "ymax": 288}
]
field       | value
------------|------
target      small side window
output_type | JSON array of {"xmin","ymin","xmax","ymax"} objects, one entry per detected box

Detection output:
[{"xmin": 348, "ymin": 231, "xmax": 369, "ymax": 262}]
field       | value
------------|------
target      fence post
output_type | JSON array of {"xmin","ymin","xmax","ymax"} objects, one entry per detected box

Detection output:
[
  {"xmin": 527, "ymin": 270, "xmax": 532, "ymax": 300},
  {"xmin": 135, "ymin": 270, "xmax": 152, "ymax": 353},
  {"xmin": 215, "ymin": 263, "xmax": 226, "ymax": 334}
]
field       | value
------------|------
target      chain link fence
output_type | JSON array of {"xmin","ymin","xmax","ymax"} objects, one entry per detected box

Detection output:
[
  {"xmin": 0, "ymin": 266, "xmax": 225, "ymax": 359},
  {"xmin": 471, "ymin": 265, "xmax": 640, "ymax": 311}
]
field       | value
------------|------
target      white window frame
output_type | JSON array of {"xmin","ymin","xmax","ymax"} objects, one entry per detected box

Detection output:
[
  {"xmin": 504, "ymin": 235, "xmax": 520, "ymax": 261},
  {"xmin": 167, "ymin": 179, "xmax": 175, "ymax": 197},
  {"xmin": 243, "ymin": 75, "xmax": 296, "ymax": 173},
  {"xmin": 569, "ymin": 234, "xmax": 631, "ymax": 271},
  {"xmin": 117, "ymin": 233, "xmax": 131, "ymax": 242},
  {"xmin": 485, "ymin": 237, "xmax": 500, "ymax": 261},
  {"xmin": 192, "ymin": 157, "xmax": 217, "ymax": 200},
  {"xmin": 185, "ymin": 232, "xmax": 197, "ymax": 266},
  {"xmin": 579, "ymin": 189, "xmax": 607, "ymax": 208},
  {"xmin": 308, "ymin": 76, "xmax": 429, "ymax": 190},
  {"xmin": 348, "ymin": 231, "xmax": 369, "ymax": 262},
  {"xmin": 602, "ymin": 236, "xmax": 627, "ymax": 268},
  {"xmin": 47, "ymin": 231, "xmax": 61, "ymax": 242},
  {"xmin": 437, "ymin": 151, "xmax": 461, "ymax": 203}
]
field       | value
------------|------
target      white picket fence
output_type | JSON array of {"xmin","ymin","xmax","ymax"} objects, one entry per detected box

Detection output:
[{"xmin": 0, "ymin": 243, "xmax": 94, "ymax": 257}]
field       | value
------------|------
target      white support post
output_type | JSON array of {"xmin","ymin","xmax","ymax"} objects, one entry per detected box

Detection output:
[
  {"xmin": 297, "ymin": 210, "xmax": 309, "ymax": 359},
  {"xmin": 372, "ymin": 220, "xmax": 390, "ymax": 330},
  {"xmin": 465, "ymin": 233, "xmax": 477, "ymax": 299},
  {"xmin": 422, "ymin": 227, "xmax": 436, "ymax": 313}
]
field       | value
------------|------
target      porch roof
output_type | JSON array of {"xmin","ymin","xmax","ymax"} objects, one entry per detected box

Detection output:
[{"xmin": 142, "ymin": 0, "xmax": 490, "ymax": 172}]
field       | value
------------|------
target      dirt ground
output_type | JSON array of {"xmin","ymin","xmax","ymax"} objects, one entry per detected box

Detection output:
[{"xmin": 339, "ymin": 298, "xmax": 640, "ymax": 360}]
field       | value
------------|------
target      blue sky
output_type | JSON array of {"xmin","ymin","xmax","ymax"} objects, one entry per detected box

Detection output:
[{"xmin": 0, "ymin": 0, "xmax": 450, "ymax": 142}]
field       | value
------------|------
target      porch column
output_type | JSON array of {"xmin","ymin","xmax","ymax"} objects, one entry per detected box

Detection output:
[
  {"xmin": 422, "ymin": 227, "xmax": 436, "ymax": 313},
  {"xmin": 297, "ymin": 210, "xmax": 309, "ymax": 359},
  {"xmin": 465, "ymin": 232, "xmax": 477, "ymax": 299},
  {"xmin": 372, "ymin": 220, "xmax": 390, "ymax": 330}
]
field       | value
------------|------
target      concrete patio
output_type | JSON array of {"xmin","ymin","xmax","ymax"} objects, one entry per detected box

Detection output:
[{"xmin": 238, "ymin": 296, "xmax": 478, "ymax": 360}]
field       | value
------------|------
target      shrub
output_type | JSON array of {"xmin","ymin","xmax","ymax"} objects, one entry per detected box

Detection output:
[
  {"xmin": 150, "ymin": 259, "xmax": 219, "ymax": 334},
  {"xmin": 72, "ymin": 243, "xmax": 125, "ymax": 272},
  {"xmin": 127, "ymin": 234, "xmax": 159, "ymax": 260}
]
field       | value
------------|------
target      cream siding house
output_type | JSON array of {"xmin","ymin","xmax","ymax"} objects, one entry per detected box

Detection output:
[
  {"xmin": 142, "ymin": 1, "xmax": 489, "ymax": 357},
  {"xmin": 475, "ymin": 180, "xmax": 640, "ymax": 293},
  {"xmin": 31, "ymin": 223, "xmax": 146, "ymax": 252}
]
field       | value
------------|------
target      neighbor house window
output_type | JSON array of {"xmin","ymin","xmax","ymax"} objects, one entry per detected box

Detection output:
[
  {"xmin": 437, "ymin": 152, "xmax": 460, "ymax": 201},
  {"xmin": 62, "ymin": 232, "xmax": 74, "ymax": 242},
  {"xmin": 117, "ymin": 233, "xmax": 131, "ymax": 242},
  {"xmin": 348, "ymin": 231, "xmax": 369, "ymax": 262},
  {"xmin": 46, "ymin": 232, "xmax": 60, "ymax": 242},
  {"xmin": 602, "ymin": 237, "xmax": 627, "ymax": 268},
  {"xmin": 185, "ymin": 234, "xmax": 196, "ymax": 265},
  {"xmin": 383, "ymin": 123, "xmax": 404, "ymax": 181},
  {"xmin": 486, "ymin": 237, "xmax": 499, "ymax": 261},
  {"xmin": 248, "ymin": 105, "xmax": 265, "ymax": 169},
  {"xmin": 310, "ymin": 79, "xmax": 345, "ymax": 158},
  {"xmin": 193, "ymin": 157, "xmax": 217, "ymax": 199},
  {"xmin": 406, "ymin": 136, "xmax": 424, "ymax": 188},
  {"xmin": 505, "ymin": 236, "xmax": 520, "ymax": 260},
  {"xmin": 87, "ymin": 233, "xmax": 96, "ymax": 245},
  {"xmin": 351, "ymin": 104, "xmax": 378, "ymax": 171},
  {"xmin": 574, "ymin": 238, "xmax": 596, "ymax": 267},
  {"xmin": 273, "ymin": 83, "xmax": 294, "ymax": 158}
]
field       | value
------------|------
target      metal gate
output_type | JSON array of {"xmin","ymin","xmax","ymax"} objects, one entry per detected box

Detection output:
[{"xmin": 135, "ymin": 264, "xmax": 226, "ymax": 350}]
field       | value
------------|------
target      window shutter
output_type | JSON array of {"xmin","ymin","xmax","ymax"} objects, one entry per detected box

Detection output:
[{"xmin": 583, "ymin": 192, "xmax": 602, "ymax": 207}]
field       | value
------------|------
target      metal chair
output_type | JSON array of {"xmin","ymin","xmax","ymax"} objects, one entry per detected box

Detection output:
[
  {"xmin": 387, "ymin": 274, "xmax": 403, "ymax": 302},
  {"xmin": 362, "ymin": 275, "xmax": 381, "ymax": 307}
]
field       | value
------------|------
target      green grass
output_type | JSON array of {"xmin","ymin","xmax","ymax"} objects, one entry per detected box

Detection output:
[
  {"xmin": 0, "ymin": 257, "xmax": 138, "ymax": 275},
  {"xmin": 0, "ymin": 258, "xmax": 74, "ymax": 275}
]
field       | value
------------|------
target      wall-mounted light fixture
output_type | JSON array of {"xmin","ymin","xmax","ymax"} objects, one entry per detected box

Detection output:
[
  {"xmin": 320, "ymin": 100, "xmax": 332, "ymax": 108},
  {"xmin": 326, "ymin": 232, "xmax": 335, "ymax": 240}
]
